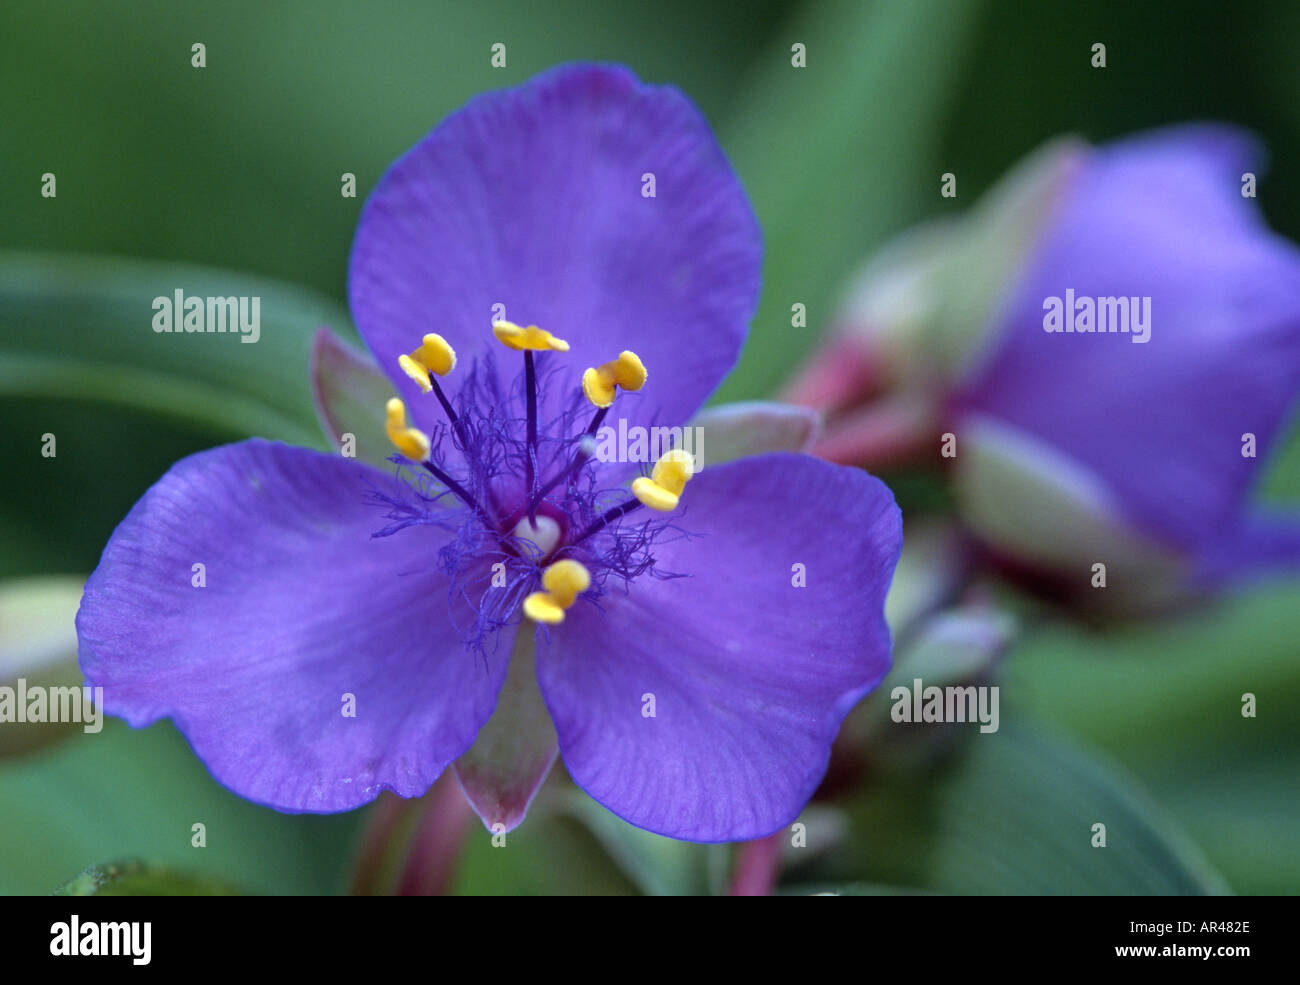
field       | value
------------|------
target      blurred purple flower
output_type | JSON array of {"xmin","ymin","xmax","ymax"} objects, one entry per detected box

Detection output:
[
  {"xmin": 954, "ymin": 128, "xmax": 1300, "ymax": 593},
  {"xmin": 76, "ymin": 64, "xmax": 901, "ymax": 841},
  {"xmin": 789, "ymin": 126, "xmax": 1300, "ymax": 608}
]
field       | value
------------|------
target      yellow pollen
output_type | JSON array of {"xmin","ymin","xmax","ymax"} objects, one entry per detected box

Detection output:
[
  {"xmin": 581, "ymin": 350, "xmax": 647, "ymax": 408},
  {"xmin": 398, "ymin": 333, "xmax": 457, "ymax": 392},
  {"xmin": 522, "ymin": 559, "xmax": 591, "ymax": 624},
  {"xmin": 492, "ymin": 320, "xmax": 569, "ymax": 352},
  {"xmin": 631, "ymin": 448, "xmax": 696, "ymax": 512},
  {"xmin": 384, "ymin": 397, "xmax": 431, "ymax": 462}
]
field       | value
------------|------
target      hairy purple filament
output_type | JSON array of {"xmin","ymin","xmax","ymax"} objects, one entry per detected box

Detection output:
[
  {"xmin": 526, "ymin": 406, "xmax": 609, "ymax": 512},
  {"xmin": 427, "ymin": 375, "xmax": 467, "ymax": 449},
  {"xmin": 571, "ymin": 497, "xmax": 643, "ymax": 545},
  {"xmin": 420, "ymin": 459, "xmax": 490, "ymax": 527},
  {"xmin": 372, "ymin": 350, "xmax": 686, "ymax": 652}
]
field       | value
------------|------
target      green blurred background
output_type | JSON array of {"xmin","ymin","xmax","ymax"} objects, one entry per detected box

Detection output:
[{"xmin": 1, "ymin": 0, "xmax": 1297, "ymax": 894}]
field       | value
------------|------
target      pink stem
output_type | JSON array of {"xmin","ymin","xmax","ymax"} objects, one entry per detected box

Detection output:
[
  {"xmin": 394, "ymin": 772, "xmax": 476, "ymax": 896},
  {"xmin": 779, "ymin": 334, "xmax": 882, "ymax": 415},
  {"xmin": 810, "ymin": 394, "xmax": 937, "ymax": 469},
  {"xmin": 348, "ymin": 793, "xmax": 410, "ymax": 896},
  {"xmin": 728, "ymin": 831, "xmax": 785, "ymax": 896}
]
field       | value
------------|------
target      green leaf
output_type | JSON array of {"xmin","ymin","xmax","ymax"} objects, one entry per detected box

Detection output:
[
  {"xmin": 778, "ymin": 883, "xmax": 932, "ymax": 896},
  {"xmin": 717, "ymin": 0, "xmax": 986, "ymax": 401},
  {"xmin": 0, "ymin": 720, "xmax": 361, "ymax": 895},
  {"xmin": 0, "ymin": 575, "xmax": 89, "ymax": 759},
  {"xmin": 849, "ymin": 601, "xmax": 1015, "ymax": 771},
  {"xmin": 0, "ymin": 1, "xmax": 789, "ymax": 305},
  {"xmin": 448, "ymin": 797, "xmax": 643, "ymax": 896},
  {"xmin": 0, "ymin": 575, "xmax": 84, "ymax": 681},
  {"xmin": 825, "ymin": 721, "xmax": 1228, "ymax": 895},
  {"xmin": 0, "ymin": 251, "xmax": 352, "ymax": 446},
  {"xmin": 1004, "ymin": 580, "xmax": 1300, "ymax": 894},
  {"xmin": 1141, "ymin": 742, "xmax": 1300, "ymax": 896},
  {"xmin": 1006, "ymin": 581, "xmax": 1300, "ymax": 764},
  {"xmin": 53, "ymin": 860, "xmax": 243, "ymax": 896},
  {"xmin": 562, "ymin": 794, "xmax": 727, "ymax": 896}
]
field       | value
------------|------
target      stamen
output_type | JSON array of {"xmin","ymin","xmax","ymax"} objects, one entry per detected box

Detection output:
[
  {"xmin": 429, "ymin": 377, "xmax": 467, "ymax": 448},
  {"xmin": 530, "ymin": 434, "xmax": 597, "ymax": 508},
  {"xmin": 631, "ymin": 449, "xmax": 696, "ymax": 512},
  {"xmin": 582, "ymin": 350, "xmax": 647, "ymax": 408},
  {"xmin": 398, "ymin": 333, "xmax": 457, "ymax": 391},
  {"xmin": 379, "ymin": 331, "xmax": 686, "ymax": 639},
  {"xmin": 526, "ymin": 351, "xmax": 642, "ymax": 514},
  {"xmin": 522, "ymin": 559, "xmax": 591, "ymax": 624},
  {"xmin": 489, "ymin": 321, "xmax": 569, "ymax": 520},
  {"xmin": 524, "ymin": 349, "xmax": 538, "ymax": 518},
  {"xmin": 385, "ymin": 398, "xmax": 432, "ymax": 462},
  {"xmin": 385, "ymin": 397, "xmax": 490, "ymax": 523},
  {"xmin": 570, "ymin": 496, "xmax": 644, "ymax": 545},
  {"xmin": 492, "ymin": 320, "xmax": 569, "ymax": 352},
  {"xmin": 419, "ymin": 459, "xmax": 489, "ymax": 524},
  {"xmin": 584, "ymin": 406, "xmax": 609, "ymax": 437},
  {"xmin": 397, "ymin": 334, "xmax": 465, "ymax": 448},
  {"xmin": 373, "ymin": 346, "xmax": 684, "ymax": 649}
]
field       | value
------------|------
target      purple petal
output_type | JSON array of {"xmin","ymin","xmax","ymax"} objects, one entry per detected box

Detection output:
[
  {"xmin": 1193, "ymin": 511, "xmax": 1300, "ymax": 587},
  {"xmin": 955, "ymin": 124, "xmax": 1300, "ymax": 557},
  {"xmin": 348, "ymin": 63, "xmax": 762, "ymax": 434},
  {"xmin": 76, "ymin": 440, "xmax": 511, "ymax": 813},
  {"xmin": 535, "ymin": 453, "xmax": 901, "ymax": 841}
]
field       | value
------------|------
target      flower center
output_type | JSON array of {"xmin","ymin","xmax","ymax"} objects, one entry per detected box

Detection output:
[
  {"xmin": 512, "ymin": 514, "xmax": 562, "ymax": 561},
  {"xmin": 376, "ymin": 321, "xmax": 698, "ymax": 642}
]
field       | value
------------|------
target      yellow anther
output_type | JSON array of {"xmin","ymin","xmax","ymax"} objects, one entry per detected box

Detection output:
[
  {"xmin": 384, "ymin": 397, "xmax": 431, "ymax": 462},
  {"xmin": 581, "ymin": 350, "xmax": 648, "ymax": 408},
  {"xmin": 522, "ymin": 559, "xmax": 591, "ymax": 624},
  {"xmin": 398, "ymin": 333, "xmax": 457, "ymax": 392},
  {"xmin": 492, "ymin": 320, "xmax": 570, "ymax": 353},
  {"xmin": 631, "ymin": 449, "xmax": 696, "ymax": 512}
]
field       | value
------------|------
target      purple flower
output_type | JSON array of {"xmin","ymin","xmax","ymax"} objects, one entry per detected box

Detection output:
[
  {"xmin": 76, "ymin": 64, "xmax": 901, "ymax": 842},
  {"xmin": 789, "ymin": 125, "xmax": 1300, "ymax": 609},
  {"xmin": 950, "ymin": 127, "xmax": 1300, "ymax": 601}
]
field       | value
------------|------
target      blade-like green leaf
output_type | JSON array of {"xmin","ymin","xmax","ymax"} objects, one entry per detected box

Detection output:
[
  {"xmin": 0, "ymin": 251, "xmax": 353, "ymax": 446},
  {"xmin": 827, "ymin": 721, "xmax": 1229, "ymax": 895},
  {"xmin": 53, "ymin": 860, "xmax": 243, "ymax": 896},
  {"xmin": 0, "ymin": 720, "xmax": 361, "ymax": 895},
  {"xmin": 778, "ymin": 883, "xmax": 933, "ymax": 896},
  {"xmin": 717, "ymin": 0, "xmax": 986, "ymax": 401},
  {"xmin": 0, "ymin": 575, "xmax": 88, "ymax": 759},
  {"xmin": 448, "ymin": 796, "xmax": 644, "ymax": 896},
  {"xmin": 562, "ymin": 794, "xmax": 727, "ymax": 896},
  {"xmin": 1004, "ymin": 579, "xmax": 1300, "ymax": 895}
]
